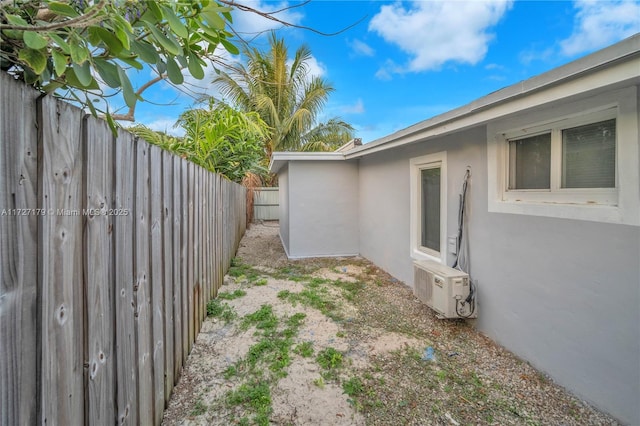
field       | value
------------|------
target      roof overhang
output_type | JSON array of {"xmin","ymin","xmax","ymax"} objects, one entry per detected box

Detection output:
[
  {"xmin": 345, "ymin": 34, "xmax": 640, "ymax": 159},
  {"xmin": 269, "ymin": 152, "xmax": 345, "ymax": 174}
]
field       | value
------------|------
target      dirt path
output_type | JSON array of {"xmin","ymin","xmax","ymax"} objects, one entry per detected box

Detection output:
[{"xmin": 162, "ymin": 223, "xmax": 617, "ymax": 426}]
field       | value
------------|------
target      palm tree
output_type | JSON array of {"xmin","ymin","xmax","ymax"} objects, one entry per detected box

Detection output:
[{"xmin": 214, "ymin": 32, "xmax": 354, "ymax": 155}]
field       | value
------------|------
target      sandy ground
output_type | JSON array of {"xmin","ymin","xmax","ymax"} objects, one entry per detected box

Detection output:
[
  {"xmin": 162, "ymin": 222, "xmax": 375, "ymax": 425},
  {"xmin": 161, "ymin": 222, "xmax": 617, "ymax": 426}
]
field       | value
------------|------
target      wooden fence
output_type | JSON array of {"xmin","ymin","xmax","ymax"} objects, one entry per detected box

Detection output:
[
  {"xmin": 253, "ymin": 187, "xmax": 279, "ymax": 221},
  {"xmin": 0, "ymin": 73, "xmax": 246, "ymax": 426}
]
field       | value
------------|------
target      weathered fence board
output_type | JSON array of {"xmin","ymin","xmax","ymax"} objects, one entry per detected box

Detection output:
[
  {"xmin": 114, "ymin": 129, "xmax": 138, "ymax": 426},
  {"xmin": 162, "ymin": 151, "xmax": 175, "ymax": 403},
  {"xmin": 0, "ymin": 75, "xmax": 246, "ymax": 426},
  {"xmin": 84, "ymin": 115, "xmax": 115, "ymax": 425},
  {"xmin": 134, "ymin": 141, "xmax": 153, "ymax": 425},
  {"xmin": 0, "ymin": 73, "xmax": 40, "ymax": 426},
  {"xmin": 39, "ymin": 95, "xmax": 85, "ymax": 426},
  {"xmin": 149, "ymin": 145, "xmax": 165, "ymax": 425}
]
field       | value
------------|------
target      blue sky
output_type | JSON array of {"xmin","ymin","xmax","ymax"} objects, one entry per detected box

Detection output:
[{"xmin": 125, "ymin": 0, "xmax": 640, "ymax": 144}]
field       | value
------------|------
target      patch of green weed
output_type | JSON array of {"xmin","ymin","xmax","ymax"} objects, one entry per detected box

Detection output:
[
  {"xmin": 293, "ymin": 341, "xmax": 314, "ymax": 358},
  {"xmin": 206, "ymin": 299, "xmax": 237, "ymax": 323},
  {"xmin": 218, "ymin": 289, "xmax": 247, "ymax": 300},
  {"xmin": 316, "ymin": 347, "xmax": 343, "ymax": 370},
  {"xmin": 227, "ymin": 380, "xmax": 272, "ymax": 426}
]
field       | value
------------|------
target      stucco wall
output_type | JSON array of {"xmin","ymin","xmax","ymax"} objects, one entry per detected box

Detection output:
[
  {"xmin": 357, "ymin": 95, "xmax": 640, "ymax": 423},
  {"xmin": 287, "ymin": 160, "xmax": 359, "ymax": 258},
  {"xmin": 277, "ymin": 164, "xmax": 290, "ymax": 254}
]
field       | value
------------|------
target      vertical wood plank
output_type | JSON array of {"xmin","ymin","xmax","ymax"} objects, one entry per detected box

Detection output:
[
  {"xmin": 193, "ymin": 166, "xmax": 200, "ymax": 335},
  {"xmin": 84, "ymin": 115, "xmax": 115, "ymax": 425},
  {"xmin": 180, "ymin": 159, "xmax": 189, "ymax": 364},
  {"xmin": 187, "ymin": 163, "xmax": 194, "ymax": 353},
  {"xmin": 215, "ymin": 175, "xmax": 223, "ymax": 296},
  {"xmin": 149, "ymin": 145, "xmax": 164, "ymax": 425},
  {"xmin": 114, "ymin": 129, "xmax": 137, "ymax": 425},
  {"xmin": 173, "ymin": 156, "xmax": 184, "ymax": 379},
  {"xmin": 134, "ymin": 140, "xmax": 153, "ymax": 425},
  {"xmin": 38, "ymin": 96, "xmax": 84, "ymax": 426},
  {"xmin": 162, "ymin": 151, "xmax": 174, "ymax": 403},
  {"xmin": 0, "ymin": 73, "xmax": 40, "ymax": 426}
]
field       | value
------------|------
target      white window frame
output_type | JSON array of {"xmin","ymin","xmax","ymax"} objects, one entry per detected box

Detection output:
[
  {"xmin": 501, "ymin": 107, "xmax": 618, "ymax": 205},
  {"xmin": 488, "ymin": 87, "xmax": 639, "ymax": 226},
  {"xmin": 410, "ymin": 152, "xmax": 447, "ymax": 263}
]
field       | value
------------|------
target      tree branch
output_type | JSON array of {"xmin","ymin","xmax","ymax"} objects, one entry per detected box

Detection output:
[
  {"xmin": 109, "ymin": 74, "xmax": 166, "ymax": 121},
  {"xmin": 218, "ymin": 0, "xmax": 367, "ymax": 37},
  {"xmin": 0, "ymin": 0, "xmax": 107, "ymax": 31}
]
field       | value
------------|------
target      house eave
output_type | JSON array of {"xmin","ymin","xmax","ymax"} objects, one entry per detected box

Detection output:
[
  {"xmin": 269, "ymin": 152, "xmax": 345, "ymax": 174},
  {"xmin": 345, "ymin": 33, "xmax": 640, "ymax": 159}
]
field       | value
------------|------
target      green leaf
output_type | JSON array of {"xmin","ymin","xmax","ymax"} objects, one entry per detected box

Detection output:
[
  {"xmin": 165, "ymin": 56, "xmax": 184, "ymax": 85},
  {"xmin": 70, "ymin": 42, "xmax": 89, "ymax": 64},
  {"xmin": 200, "ymin": 10, "xmax": 225, "ymax": 30},
  {"xmin": 220, "ymin": 38, "xmax": 239, "ymax": 55},
  {"xmin": 117, "ymin": 56, "xmax": 143, "ymax": 70},
  {"xmin": 23, "ymin": 31, "xmax": 48, "ymax": 50},
  {"xmin": 18, "ymin": 48, "xmax": 47, "ymax": 74},
  {"xmin": 64, "ymin": 67, "xmax": 99, "ymax": 90},
  {"xmin": 94, "ymin": 27, "xmax": 124, "ymax": 54},
  {"xmin": 51, "ymin": 49, "xmax": 67, "ymax": 76},
  {"xmin": 147, "ymin": 1, "xmax": 163, "ymax": 20},
  {"xmin": 146, "ymin": 24, "xmax": 182, "ymax": 56},
  {"xmin": 94, "ymin": 59, "xmax": 120, "ymax": 88},
  {"xmin": 161, "ymin": 5, "xmax": 188, "ymax": 38},
  {"xmin": 105, "ymin": 112, "xmax": 118, "ymax": 135},
  {"xmin": 5, "ymin": 14, "xmax": 28, "ymax": 26},
  {"xmin": 49, "ymin": 33, "xmax": 70, "ymax": 54},
  {"xmin": 117, "ymin": 65, "xmax": 137, "ymax": 109},
  {"xmin": 73, "ymin": 61, "xmax": 93, "ymax": 87},
  {"xmin": 48, "ymin": 1, "xmax": 80, "ymax": 17},
  {"xmin": 112, "ymin": 19, "xmax": 131, "ymax": 50},
  {"xmin": 187, "ymin": 52, "xmax": 204, "ymax": 79},
  {"xmin": 130, "ymin": 40, "xmax": 159, "ymax": 64},
  {"xmin": 84, "ymin": 95, "xmax": 98, "ymax": 117}
]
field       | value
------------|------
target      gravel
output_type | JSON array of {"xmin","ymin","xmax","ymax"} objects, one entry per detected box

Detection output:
[{"xmin": 162, "ymin": 222, "xmax": 619, "ymax": 426}]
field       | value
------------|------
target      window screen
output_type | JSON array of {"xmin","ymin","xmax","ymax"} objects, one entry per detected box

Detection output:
[
  {"xmin": 420, "ymin": 167, "xmax": 440, "ymax": 252},
  {"xmin": 562, "ymin": 119, "xmax": 616, "ymax": 188},
  {"xmin": 508, "ymin": 133, "xmax": 551, "ymax": 190}
]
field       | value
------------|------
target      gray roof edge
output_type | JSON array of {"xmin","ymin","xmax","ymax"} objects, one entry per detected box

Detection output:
[{"xmin": 347, "ymin": 33, "xmax": 640, "ymax": 157}]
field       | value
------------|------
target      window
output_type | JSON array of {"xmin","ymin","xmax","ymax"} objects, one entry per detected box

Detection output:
[
  {"xmin": 421, "ymin": 167, "xmax": 441, "ymax": 252},
  {"xmin": 487, "ymin": 86, "xmax": 639, "ymax": 225},
  {"xmin": 410, "ymin": 152, "xmax": 446, "ymax": 262},
  {"xmin": 501, "ymin": 108, "xmax": 617, "ymax": 205}
]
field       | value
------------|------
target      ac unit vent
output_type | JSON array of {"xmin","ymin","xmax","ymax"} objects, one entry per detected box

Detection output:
[{"xmin": 413, "ymin": 260, "xmax": 476, "ymax": 319}]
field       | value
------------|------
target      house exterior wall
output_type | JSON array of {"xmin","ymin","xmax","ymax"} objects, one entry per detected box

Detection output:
[
  {"xmin": 357, "ymin": 86, "xmax": 640, "ymax": 424},
  {"xmin": 278, "ymin": 164, "xmax": 290, "ymax": 253},
  {"xmin": 287, "ymin": 160, "xmax": 359, "ymax": 258}
]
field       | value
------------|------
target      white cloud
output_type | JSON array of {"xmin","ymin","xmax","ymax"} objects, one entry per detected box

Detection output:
[
  {"xmin": 230, "ymin": 0, "xmax": 304, "ymax": 37},
  {"xmin": 369, "ymin": 0, "xmax": 512, "ymax": 77},
  {"xmin": 348, "ymin": 39, "xmax": 375, "ymax": 57},
  {"xmin": 342, "ymin": 98, "xmax": 365, "ymax": 114},
  {"xmin": 560, "ymin": 0, "xmax": 640, "ymax": 56},
  {"xmin": 145, "ymin": 118, "xmax": 185, "ymax": 137}
]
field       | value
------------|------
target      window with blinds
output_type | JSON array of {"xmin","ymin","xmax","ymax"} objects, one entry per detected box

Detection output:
[
  {"xmin": 505, "ymin": 113, "xmax": 617, "ymax": 200},
  {"xmin": 562, "ymin": 119, "xmax": 616, "ymax": 189}
]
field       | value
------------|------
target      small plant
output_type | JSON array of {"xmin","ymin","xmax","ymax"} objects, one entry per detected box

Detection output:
[
  {"xmin": 242, "ymin": 305, "xmax": 278, "ymax": 335},
  {"xmin": 206, "ymin": 299, "xmax": 237, "ymax": 323},
  {"xmin": 342, "ymin": 376, "xmax": 364, "ymax": 397},
  {"xmin": 316, "ymin": 347, "xmax": 343, "ymax": 370},
  {"xmin": 223, "ymin": 365, "xmax": 238, "ymax": 379},
  {"xmin": 313, "ymin": 377, "xmax": 325, "ymax": 388},
  {"xmin": 286, "ymin": 312, "xmax": 307, "ymax": 328},
  {"xmin": 293, "ymin": 341, "xmax": 314, "ymax": 358},
  {"xmin": 227, "ymin": 380, "xmax": 272, "ymax": 426},
  {"xmin": 254, "ymin": 278, "xmax": 268, "ymax": 286},
  {"xmin": 336, "ymin": 331, "xmax": 345, "ymax": 338},
  {"xmin": 190, "ymin": 398, "xmax": 207, "ymax": 416},
  {"xmin": 218, "ymin": 289, "xmax": 247, "ymax": 300}
]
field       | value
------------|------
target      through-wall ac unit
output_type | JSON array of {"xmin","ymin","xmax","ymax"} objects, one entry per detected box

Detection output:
[{"xmin": 413, "ymin": 260, "xmax": 476, "ymax": 319}]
